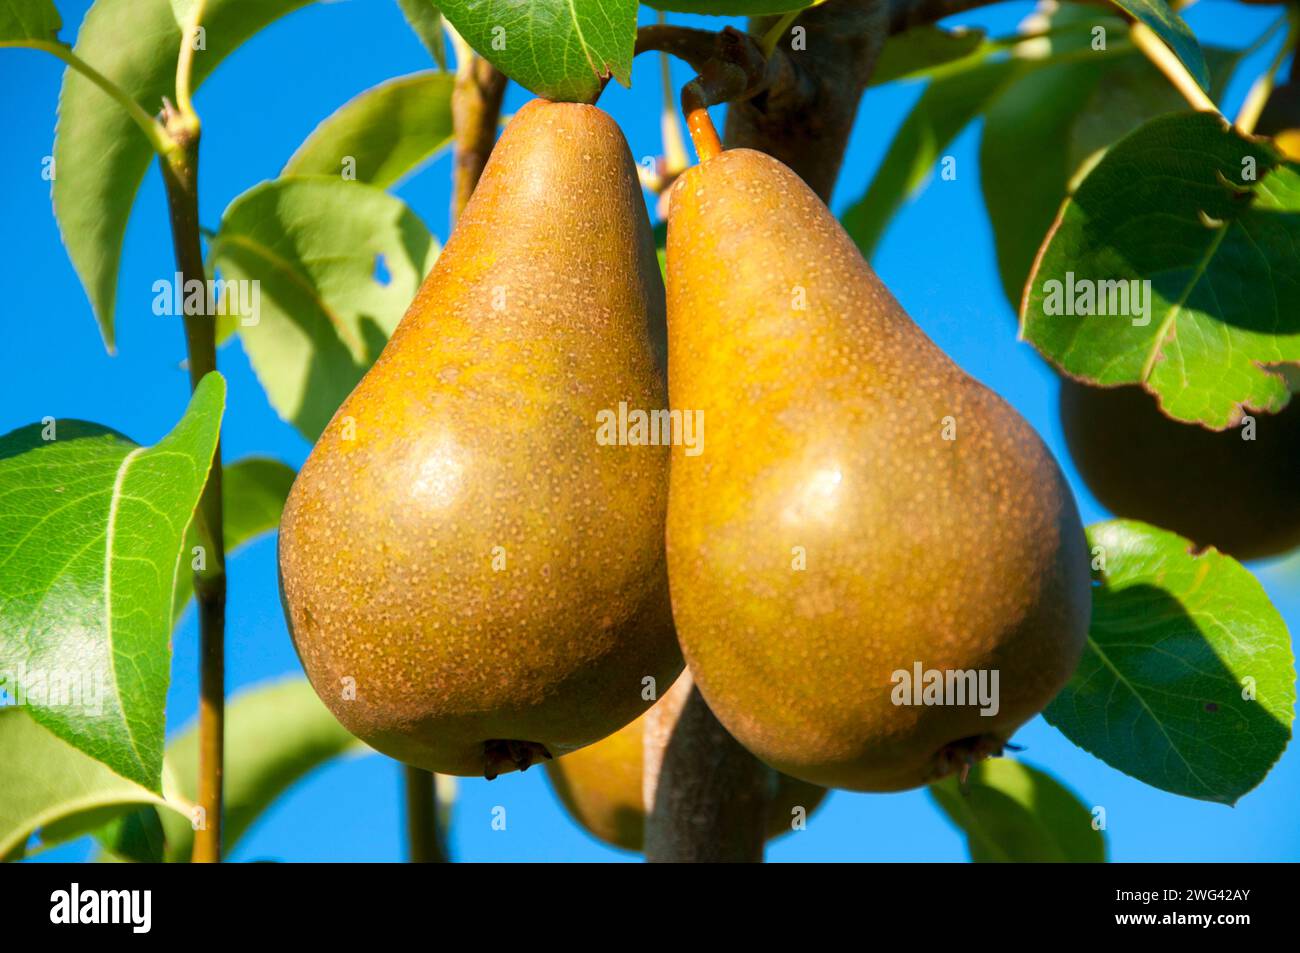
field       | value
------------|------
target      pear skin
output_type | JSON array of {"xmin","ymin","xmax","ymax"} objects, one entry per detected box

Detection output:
[
  {"xmin": 664, "ymin": 148, "xmax": 1090, "ymax": 792},
  {"xmin": 279, "ymin": 100, "xmax": 681, "ymax": 778},
  {"xmin": 546, "ymin": 674, "xmax": 826, "ymax": 851}
]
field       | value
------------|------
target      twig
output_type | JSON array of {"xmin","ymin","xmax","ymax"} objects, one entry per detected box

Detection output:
[
  {"xmin": 447, "ymin": 22, "xmax": 507, "ymax": 225},
  {"xmin": 635, "ymin": 24, "xmax": 719, "ymax": 74},
  {"xmin": 159, "ymin": 98, "xmax": 226, "ymax": 863},
  {"xmin": 404, "ymin": 767, "xmax": 447, "ymax": 863},
  {"xmin": 658, "ymin": 14, "xmax": 690, "ymax": 177}
]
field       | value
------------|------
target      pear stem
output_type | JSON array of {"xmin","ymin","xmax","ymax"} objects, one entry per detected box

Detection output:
[{"xmin": 682, "ymin": 81, "xmax": 724, "ymax": 162}]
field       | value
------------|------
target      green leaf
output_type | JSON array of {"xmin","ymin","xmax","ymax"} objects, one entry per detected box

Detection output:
[
  {"xmin": 94, "ymin": 803, "xmax": 167, "ymax": 862},
  {"xmin": 869, "ymin": 25, "xmax": 987, "ymax": 87},
  {"xmin": 155, "ymin": 677, "xmax": 365, "ymax": 861},
  {"xmin": 1021, "ymin": 113, "xmax": 1300, "ymax": 429},
  {"xmin": 644, "ymin": 1, "xmax": 818, "ymax": 13},
  {"xmin": 172, "ymin": 456, "xmax": 297, "ymax": 623},
  {"xmin": 1109, "ymin": 0, "xmax": 1210, "ymax": 94},
  {"xmin": 930, "ymin": 758, "xmax": 1107, "ymax": 862},
  {"xmin": 436, "ymin": 0, "xmax": 636, "ymax": 103},
  {"xmin": 0, "ymin": 709, "xmax": 190, "ymax": 860},
  {"xmin": 221, "ymin": 457, "xmax": 296, "ymax": 549},
  {"xmin": 0, "ymin": 0, "xmax": 61, "ymax": 44},
  {"xmin": 1046, "ymin": 520, "xmax": 1295, "ymax": 805},
  {"xmin": 981, "ymin": 62, "xmax": 1109, "ymax": 308},
  {"xmin": 53, "ymin": 0, "xmax": 315, "ymax": 351},
  {"xmin": 209, "ymin": 177, "xmax": 438, "ymax": 441},
  {"xmin": 396, "ymin": 0, "xmax": 447, "ymax": 68},
  {"xmin": 283, "ymin": 71, "xmax": 456, "ymax": 189},
  {"xmin": 981, "ymin": 45, "xmax": 1241, "ymax": 310},
  {"xmin": 0, "ymin": 373, "xmax": 225, "ymax": 790},
  {"xmin": 841, "ymin": 59, "xmax": 1023, "ymax": 259}
]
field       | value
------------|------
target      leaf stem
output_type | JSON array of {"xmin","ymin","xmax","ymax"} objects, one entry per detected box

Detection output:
[
  {"xmin": 175, "ymin": 0, "xmax": 209, "ymax": 119},
  {"xmin": 24, "ymin": 41, "xmax": 174, "ymax": 157},
  {"xmin": 159, "ymin": 103, "xmax": 226, "ymax": 864},
  {"xmin": 1130, "ymin": 21, "xmax": 1219, "ymax": 115},
  {"xmin": 1235, "ymin": 11, "xmax": 1298, "ymax": 136},
  {"xmin": 759, "ymin": 10, "xmax": 800, "ymax": 59}
]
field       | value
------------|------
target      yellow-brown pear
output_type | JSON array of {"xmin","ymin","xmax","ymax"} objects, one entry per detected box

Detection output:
[
  {"xmin": 279, "ymin": 99, "xmax": 681, "ymax": 778},
  {"xmin": 545, "ymin": 674, "xmax": 826, "ymax": 851},
  {"xmin": 664, "ymin": 146, "xmax": 1090, "ymax": 792}
]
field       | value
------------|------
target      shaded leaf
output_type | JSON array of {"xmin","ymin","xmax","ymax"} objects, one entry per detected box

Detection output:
[
  {"xmin": 94, "ymin": 803, "xmax": 167, "ymax": 862},
  {"xmin": 209, "ymin": 177, "xmax": 438, "ymax": 441},
  {"xmin": 982, "ymin": 44, "xmax": 1241, "ymax": 309},
  {"xmin": 53, "ymin": 0, "xmax": 315, "ymax": 350},
  {"xmin": 157, "ymin": 677, "xmax": 365, "ymax": 861},
  {"xmin": 1046, "ymin": 520, "xmax": 1295, "ymax": 804},
  {"xmin": 1021, "ymin": 113, "xmax": 1300, "ymax": 429},
  {"xmin": 172, "ymin": 456, "xmax": 297, "ymax": 623},
  {"xmin": 0, "ymin": 709, "xmax": 190, "ymax": 860},
  {"xmin": 1110, "ymin": 0, "xmax": 1210, "ymax": 93},
  {"xmin": 869, "ymin": 25, "xmax": 987, "ymax": 87},
  {"xmin": 930, "ymin": 758, "xmax": 1106, "ymax": 862},
  {"xmin": 0, "ymin": 374, "xmax": 225, "ymax": 790},
  {"xmin": 0, "ymin": 0, "xmax": 61, "ymax": 44},
  {"xmin": 283, "ymin": 71, "xmax": 456, "ymax": 188},
  {"xmin": 841, "ymin": 59, "xmax": 1023, "ymax": 259},
  {"xmin": 395, "ymin": 0, "xmax": 447, "ymax": 68},
  {"xmin": 436, "ymin": 0, "xmax": 636, "ymax": 103}
]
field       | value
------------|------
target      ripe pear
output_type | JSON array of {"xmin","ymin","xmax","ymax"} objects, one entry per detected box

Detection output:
[
  {"xmin": 1059, "ymin": 379, "xmax": 1300, "ymax": 560},
  {"xmin": 279, "ymin": 99, "xmax": 681, "ymax": 779},
  {"xmin": 663, "ymin": 147, "xmax": 1090, "ymax": 793},
  {"xmin": 546, "ymin": 675, "xmax": 826, "ymax": 851}
]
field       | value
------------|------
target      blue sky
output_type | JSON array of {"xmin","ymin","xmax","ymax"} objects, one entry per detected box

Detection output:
[{"xmin": 2, "ymin": 0, "xmax": 1297, "ymax": 862}]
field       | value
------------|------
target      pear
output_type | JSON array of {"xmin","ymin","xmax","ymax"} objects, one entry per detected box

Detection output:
[
  {"xmin": 663, "ymin": 147, "xmax": 1090, "ymax": 792},
  {"xmin": 546, "ymin": 674, "xmax": 826, "ymax": 851},
  {"xmin": 1060, "ymin": 380, "xmax": 1300, "ymax": 560},
  {"xmin": 279, "ymin": 100, "xmax": 681, "ymax": 778}
]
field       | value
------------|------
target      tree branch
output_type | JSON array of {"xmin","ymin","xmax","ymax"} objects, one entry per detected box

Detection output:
[
  {"xmin": 644, "ymin": 671, "xmax": 771, "ymax": 863},
  {"xmin": 725, "ymin": 1, "xmax": 889, "ymax": 202}
]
